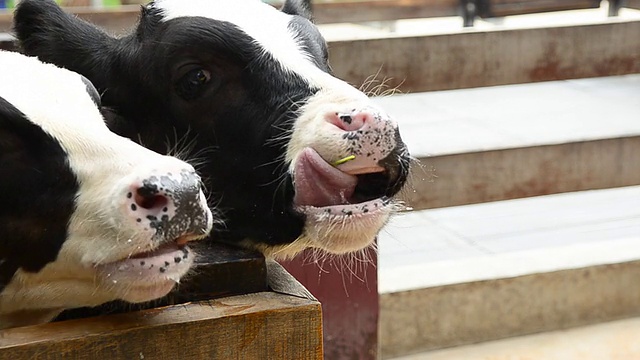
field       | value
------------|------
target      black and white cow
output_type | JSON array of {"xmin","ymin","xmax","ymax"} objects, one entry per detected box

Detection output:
[
  {"xmin": 14, "ymin": 0, "xmax": 411, "ymax": 259},
  {"xmin": 0, "ymin": 51, "xmax": 214, "ymax": 329}
]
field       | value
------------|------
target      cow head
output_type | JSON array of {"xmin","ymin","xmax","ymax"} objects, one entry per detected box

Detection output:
[
  {"xmin": 14, "ymin": 0, "xmax": 410, "ymax": 259},
  {"xmin": 0, "ymin": 51, "xmax": 213, "ymax": 328}
]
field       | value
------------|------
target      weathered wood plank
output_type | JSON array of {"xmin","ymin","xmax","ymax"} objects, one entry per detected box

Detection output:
[
  {"xmin": 329, "ymin": 19, "xmax": 640, "ymax": 93},
  {"xmin": 0, "ymin": 0, "xmax": 459, "ymax": 34},
  {"xmin": 0, "ymin": 7, "xmax": 141, "ymax": 35},
  {"xmin": 0, "ymin": 292, "xmax": 323, "ymax": 360},
  {"xmin": 1, "ymin": 0, "xmax": 635, "ymax": 34},
  {"xmin": 481, "ymin": 0, "xmax": 600, "ymax": 17},
  {"xmin": 0, "ymin": 1, "xmax": 459, "ymax": 33},
  {"xmin": 312, "ymin": 0, "xmax": 459, "ymax": 24}
]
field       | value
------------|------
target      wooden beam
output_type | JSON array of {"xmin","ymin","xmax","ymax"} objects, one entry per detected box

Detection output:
[
  {"xmin": 0, "ymin": 1, "xmax": 461, "ymax": 35},
  {"xmin": 312, "ymin": 0, "xmax": 459, "ymax": 24},
  {"xmin": 1, "ymin": 0, "xmax": 637, "ymax": 34},
  {"xmin": 481, "ymin": 0, "xmax": 600, "ymax": 17},
  {"xmin": 0, "ymin": 292, "xmax": 323, "ymax": 360},
  {"xmin": 0, "ymin": 7, "xmax": 142, "ymax": 35}
]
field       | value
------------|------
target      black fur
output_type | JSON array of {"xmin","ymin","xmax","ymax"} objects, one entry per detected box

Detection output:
[{"xmin": 0, "ymin": 96, "xmax": 78, "ymax": 293}]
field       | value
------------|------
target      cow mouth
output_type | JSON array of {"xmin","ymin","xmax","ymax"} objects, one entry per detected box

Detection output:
[
  {"xmin": 293, "ymin": 147, "xmax": 396, "ymax": 218},
  {"xmin": 94, "ymin": 234, "xmax": 205, "ymax": 302}
]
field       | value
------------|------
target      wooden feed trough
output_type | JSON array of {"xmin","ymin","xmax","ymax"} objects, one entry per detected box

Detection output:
[{"xmin": 0, "ymin": 243, "xmax": 324, "ymax": 359}]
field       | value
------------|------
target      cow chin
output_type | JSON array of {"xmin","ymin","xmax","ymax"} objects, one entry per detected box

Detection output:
[
  {"xmin": 301, "ymin": 208, "xmax": 394, "ymax": 259},
  {"xmin": 0, "ymin": 265, "xmax": 179, "ymax": 328},
  {"xmin": 249, "ymin": 204, "xmax": 392, "ymax": 260},
  {"xmin": 301, "ymin": 199, "xmax": 396, "ymax": 252},
  {"xmin": 58, "ymin": 226, "xmax": 201, "ymax": 305},
  {"xmin": 0, "ymin": 233, "xmax": 195, "ymax": 311}
]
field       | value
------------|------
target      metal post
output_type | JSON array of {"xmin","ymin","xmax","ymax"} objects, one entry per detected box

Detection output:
[{"xmin": 609, "ymin": 0, "xmax": 625, "ymax": 16}]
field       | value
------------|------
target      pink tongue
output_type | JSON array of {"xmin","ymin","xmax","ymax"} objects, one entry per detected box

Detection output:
[{"xmin": 294, "ymin": 148, "xmax": 358, "ymax": 207}]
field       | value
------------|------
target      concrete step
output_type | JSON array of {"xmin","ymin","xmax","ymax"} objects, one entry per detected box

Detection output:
[
  {"xmin": 391, "ymin": 317, "xmax": 640, "ymax": 360},
  {"xmin": 372, "ymin": 74, "xmax": 640, "ymax": 210},
  {"xmin": 378, "ymin": 186, "xmax": 640, "ymax": 358}
]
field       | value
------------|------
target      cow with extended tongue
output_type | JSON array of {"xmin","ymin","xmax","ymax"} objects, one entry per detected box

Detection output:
[
  {"xmin": 0, "ymin": 51, "xmax": 214, "ymax": 329},
  {"xmin": 14, "ymin": 0, "xmax": 410, "ymax": 259}
]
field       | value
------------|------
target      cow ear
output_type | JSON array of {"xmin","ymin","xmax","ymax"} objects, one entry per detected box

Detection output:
[
  {"xmin": 13, "ymin": 0, "xmax": 117, "ymax": 93},
  {"xmin": 137, "ymin": 2, "xmax": 164, "ymax": 37},
  {"xmin": 281, "ymin": 0, "xmax": 313, "ymax": 20}
]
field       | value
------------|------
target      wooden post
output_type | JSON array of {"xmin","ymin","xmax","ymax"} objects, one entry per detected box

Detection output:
[{"xmin": 282, "ymin": 246, "xmax": 379, "ymax": 360}]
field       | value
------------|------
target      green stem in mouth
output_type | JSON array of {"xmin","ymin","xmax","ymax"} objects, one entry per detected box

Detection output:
[{"xmin": 332, "ymin": 155, "xmax": 356, "ymax": 166}]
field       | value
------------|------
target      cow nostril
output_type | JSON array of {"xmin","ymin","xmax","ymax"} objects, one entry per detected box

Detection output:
[
  {"xmin": 339, "ymin": 114, "xmax": 353, "ymax": 124},
  {"xmin": 328, "ymin": 111, "xmax": 372, "ymax": 132},
  {"xmin": 134, "ymin": 191, "xmax": 168, "ymax": 210}
]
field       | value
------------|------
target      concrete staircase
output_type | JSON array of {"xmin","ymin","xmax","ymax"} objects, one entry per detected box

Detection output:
[
  {"xmin": 374, "ymin": 75, "xmax": 640, "ymax": 210},
  {"xmin": 372, "ymin": 74, "xmax": 640, "ymax": 358}
]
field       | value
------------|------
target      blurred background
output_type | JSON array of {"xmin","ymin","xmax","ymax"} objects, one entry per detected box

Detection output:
[{"xmin": 1, "ymin": 1, "xmax": 637, "ymax": 359}]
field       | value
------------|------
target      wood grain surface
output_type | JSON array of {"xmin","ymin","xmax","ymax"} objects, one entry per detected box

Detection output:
[{"xmin": 0, "ymin": 292, "xmax": 323, "ymax": 360}]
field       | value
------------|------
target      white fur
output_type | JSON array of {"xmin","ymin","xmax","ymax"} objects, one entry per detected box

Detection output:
[
  {"xmin": 156, "ymin": 0, "xmax": 363, "ymax": 96},
  {"xmin": 0, "ymin": 51, "xmax": 212, "ymax": 328}
]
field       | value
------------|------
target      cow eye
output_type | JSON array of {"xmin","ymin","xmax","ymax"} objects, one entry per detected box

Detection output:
[{"xmin": 176, "ymin": 68, "xmax": 211, "ymax": 100}]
